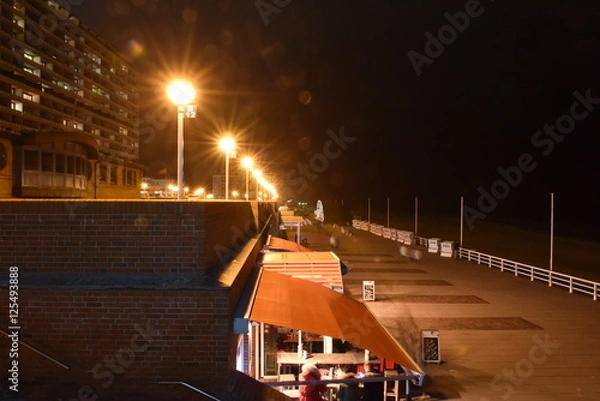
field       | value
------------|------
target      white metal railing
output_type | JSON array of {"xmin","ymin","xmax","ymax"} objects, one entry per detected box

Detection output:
[
  {"xmin": 457, "ymin": 248, "xmax": 599, "ymax": 301},
  {"xmin": 351, "ymin": 220, "xmax": 600, "ymax": 301}
]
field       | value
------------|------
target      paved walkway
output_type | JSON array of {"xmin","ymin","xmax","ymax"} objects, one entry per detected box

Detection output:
[{"xmin": 299, "ymin": 224, "xmax": 600, "ymax": 401}]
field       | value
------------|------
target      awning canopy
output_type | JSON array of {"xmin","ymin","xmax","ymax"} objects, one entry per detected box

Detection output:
[
  {"xmin": 249, "ymin": 270, "xmax": 424, "ymax": 380},
  {"xmin": 263, "ymin": 235, "xmax": 312, "ymax": 252},
  {"xmin": 261, "ymin": 251, "xmax": 344, "ymax": 293},
  {"xmin": 280, "ymin": 215, "xmax": 309, "ymax": 227}
]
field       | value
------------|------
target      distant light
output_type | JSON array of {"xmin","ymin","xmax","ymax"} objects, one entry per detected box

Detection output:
[{"xmin": 241, "ymin": 156, "xmax": 253, "ymax": 170}]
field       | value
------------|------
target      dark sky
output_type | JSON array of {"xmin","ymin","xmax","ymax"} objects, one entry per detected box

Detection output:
[{"xmin": 71, "ymin": 1, "xmax": 600, "ymax": 233}]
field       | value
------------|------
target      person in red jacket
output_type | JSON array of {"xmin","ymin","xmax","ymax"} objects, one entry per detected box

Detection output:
[{"xmin": 299, "ymin": 363, "xmax": 327, "ymax": 401}]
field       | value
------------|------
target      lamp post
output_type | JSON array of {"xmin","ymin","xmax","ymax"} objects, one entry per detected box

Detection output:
[
  {"xmin": 252, "ymin": 169, "xmax": 262, "ymax": 200},
  {"xmin": 166, "ymin": 80, "xmax": 196, "ymax": 199},
  {"xmin": 219, "ymin": 137, "xmax": 236, "ymax": 200},
  {"xmin": 241, "ymin": 157, "xmax": 253, "ymax": 200}
]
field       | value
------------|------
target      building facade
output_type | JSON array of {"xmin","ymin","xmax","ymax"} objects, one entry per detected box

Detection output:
[{"xmin": 0, "ymin": 0, "xmax": 142, "ymax": 199}]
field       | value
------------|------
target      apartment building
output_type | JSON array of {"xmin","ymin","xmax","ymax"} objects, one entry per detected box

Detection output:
[{"xmin": 0, "ymin": 0, "xmax": 142, "ymax": 198}]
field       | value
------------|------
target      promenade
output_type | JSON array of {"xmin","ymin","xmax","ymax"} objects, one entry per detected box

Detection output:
[{"xmin": 300, "ymin": 223, "xmax": 600, "ymax": 400}]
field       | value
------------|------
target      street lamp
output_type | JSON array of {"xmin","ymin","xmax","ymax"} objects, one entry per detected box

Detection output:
[
  {"xmin": 166, "ymin": 80, "xmax": 196, "ymax": 200},
  {"xmin": 241, "ymin": 157, "xmax": 253, "ymax": 200},
  {"xmin": 219, "ymin": 137, "xmax": 236, "ymax": 200},
  {"xmin": 252, "ymin": 169, "xmax": 262, "ymax": 201}
]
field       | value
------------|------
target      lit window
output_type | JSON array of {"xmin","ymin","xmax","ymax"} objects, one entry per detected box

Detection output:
[{"xmin": 11, "ymin": 101, "xmax": 23, "ymax": 112}]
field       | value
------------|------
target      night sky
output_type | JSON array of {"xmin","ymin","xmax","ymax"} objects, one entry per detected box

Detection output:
[{"xmin": 70, "ymin": 1, "xmax": 600, "ymax": 234}]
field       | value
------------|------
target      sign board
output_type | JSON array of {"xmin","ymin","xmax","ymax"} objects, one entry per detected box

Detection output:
[
  {"xmin": 421, "ymin": 329, "xmax": 441, "ymax": 363},
  {"xmin": 184, "ymin": 105, "xmax": 197, "ymax": 118},
  {"xmin": 362, "ymin": 280, "xmax": 375, "ymax": 301},
  {"xmin": 427, "ymin": 238, "xmax": 442, "ymax": 254},
  {"xmin": 440, "ymin": 241, "xmax": 456, "ymax": 258}
]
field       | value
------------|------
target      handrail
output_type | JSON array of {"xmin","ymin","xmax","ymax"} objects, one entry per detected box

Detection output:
[
  {"xmin": 264, "ymin": 374, "xmax": 417, "ymax": 387},
  {"xmin": 159, "ymin": 382, "xmax": 222, "ymax": 400},
  {"xmin": 0, "ymin": 328, "xmax": 70, "ymax": 370}
]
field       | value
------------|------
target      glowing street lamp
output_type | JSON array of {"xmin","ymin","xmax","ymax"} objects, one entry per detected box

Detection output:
[
  {"xmin": 166, "ymin": 80, "xmax": 196, "ymax": 199},
  {"xmin": 241, "ymin": 157, "xmax": 253, "ymax": 200},
  {"xmin": 219, "ymin": 137, "xmax": 236, "ymax": 200}
]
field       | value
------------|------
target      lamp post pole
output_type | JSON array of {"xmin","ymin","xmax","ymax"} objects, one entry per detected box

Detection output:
[
  {"xmin": 225, "ymin": 152, "xmax": 230, "ymax": 200},
  {"xmin": 253, "ymin": 169, "xmax": 262, "ymax": 201},
  {"xmin": 245, "ymin": 169, "xmax": 249, "ymax": 200},
  {"xmin": 219, "ymin": 137, "xmax": 236, "ymax": 201},
  {"xmin": 166, "ymin": 80, "xmax": 196, "ymax": 200},
  {"xmin": 241, "ymin": 157, "xmax": 253, "ymax": 201},
  {"xmin": 176, "ymin": 106, "xmax": 185, "ymax": 199}
]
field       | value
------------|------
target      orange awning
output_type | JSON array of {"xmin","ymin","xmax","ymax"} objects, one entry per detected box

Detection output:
[
  {"xmin": 261, "ymin": 251, "xmax": 344, "ymax": 293},
  {"xmin": 264, "ymin": 235, "xmax": 312, "ymax": 252},
  {"xmin": 249, "ymin": 270, "xmax": 424, "ymax": 379}
]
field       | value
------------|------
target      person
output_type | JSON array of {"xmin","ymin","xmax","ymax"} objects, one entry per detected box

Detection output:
[
  {"xmin": 299, "ymin": 363, "xmax": 327, "ymax": 401},
  {"xmin": 330, "ymin": 235, "xmax": 338, "ymax": 250},
  {"xmin": 361, "ymin": 367, "xmax": 384, "ymax": 401},
  {"xmin": 336, "ymin": 367, "xmax": 360, "ymax": 401},
  {"xmin": 400, "ymin": 245, "xmax": 423, "ymax": 262}
]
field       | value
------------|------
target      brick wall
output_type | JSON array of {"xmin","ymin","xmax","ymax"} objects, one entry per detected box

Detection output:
[
  {"xmin": 0, "ymin": 200, "xmax": 279, "ymax": 400},
  {"xmin": 0, "ymin": 200, "xmax": 274, "ymax": 275},
  {"xmin": 0, "ymin": 289, "xmax": 232, "ymax": 401}
]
